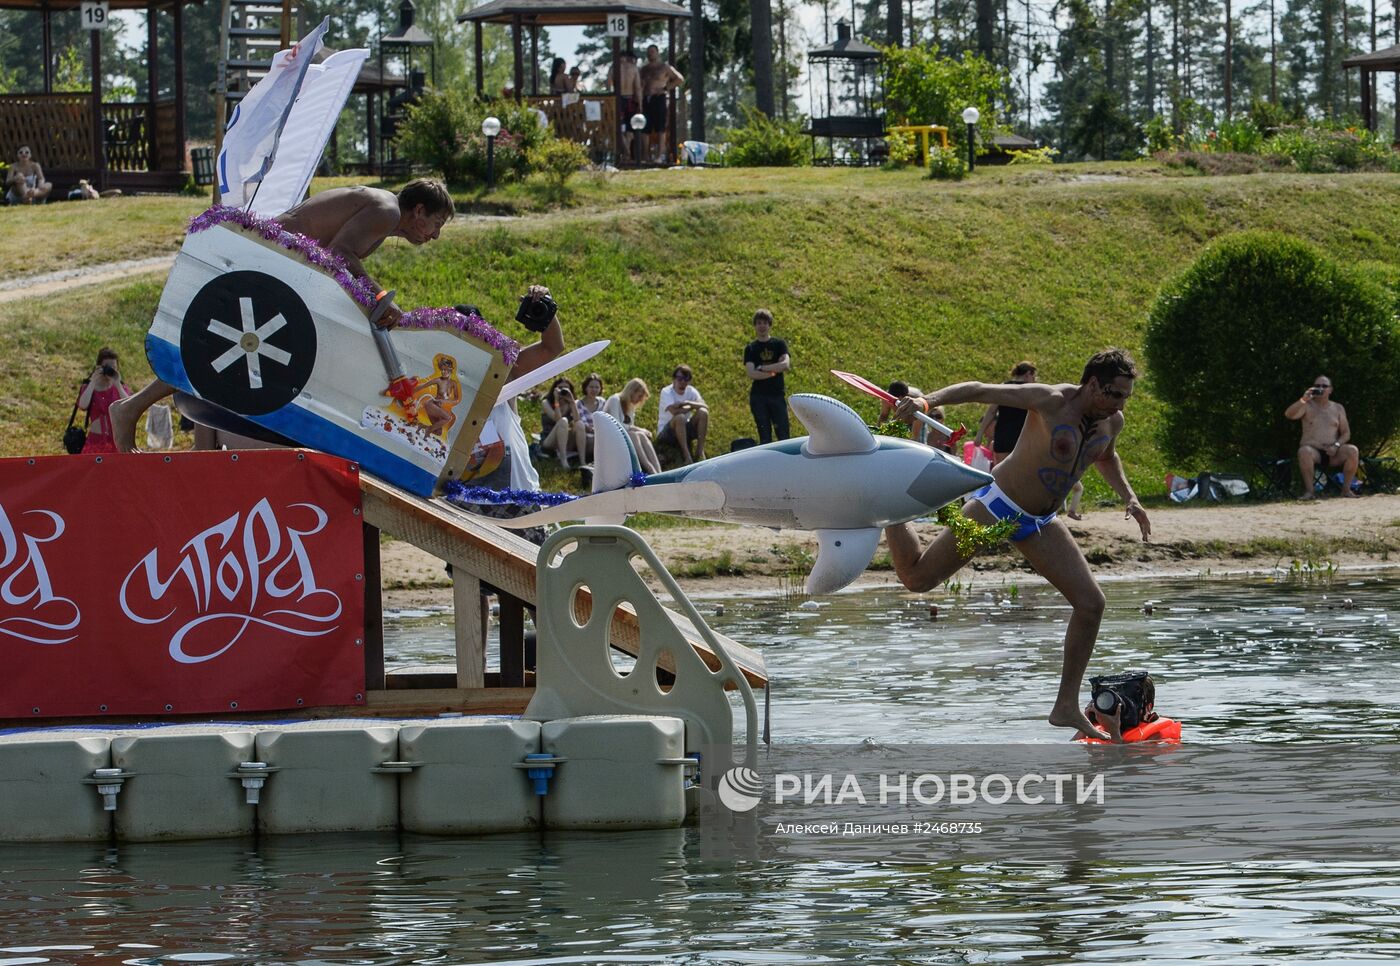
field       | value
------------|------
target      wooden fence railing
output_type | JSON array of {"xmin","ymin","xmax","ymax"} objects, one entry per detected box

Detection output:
[{"xmin": 0, "ymin": 94, "xmax": 181, "ymax": 174}]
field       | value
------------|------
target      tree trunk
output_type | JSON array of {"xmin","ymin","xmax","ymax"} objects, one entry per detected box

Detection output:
[
  {"xmin": 690, "ymin": 0, "xmax": 705, "ymax": 140},
  {"xmin": 778, "ymin": 0, "xmax": 790, "ymax": 118},
  {"xmin": 1270, "ymin": 0, "xmax": 1277, "ymax": 103},
  {"xmin": 750, "ymin": 0, "xmax": 775, "ymax": 115},
  {"xmin": 888, "ymin": 0, "xmax": 904, "ymax": 46},
  {"xmin": 1171, "ymin": 0, "xmax": 1181, "ymax": 130},
  {"xmin": 1146, "ymin": 0, "xmax": 1156, "ymax": 115},
  {"xmin": 1224, "ymin": 0, "xmax": 1232, "ymax": 115},
  {"xmin": 976, "ymin": 0, "xmax": 995, "ymax": 58}
]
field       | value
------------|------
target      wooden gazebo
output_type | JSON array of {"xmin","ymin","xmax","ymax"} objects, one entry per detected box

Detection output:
[
  {"xmin": 456, "ymin": 0, "xmax": 691, "ymax": 165},
  {"xmin": 0, "ymin": 0, "xmax": 195, "ymax": 193},
  {"xmin": 1343, "ymin": 45, "xmax": 1400, "ymax": 137}
]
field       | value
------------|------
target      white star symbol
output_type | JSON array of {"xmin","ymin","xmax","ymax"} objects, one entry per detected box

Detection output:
[{"xmin": 207, "ymin": 297, "xmax": 293, "ymax": 389}]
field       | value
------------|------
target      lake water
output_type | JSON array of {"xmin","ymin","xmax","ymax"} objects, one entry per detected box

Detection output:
[{"xmin": 4, "ymin": 572, "xmax": 1399, "ymax": 964}]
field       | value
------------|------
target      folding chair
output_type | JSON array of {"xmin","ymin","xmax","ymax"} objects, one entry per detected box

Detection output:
[{"xmin": 1251, "ymin": 457, "xmax": 1294, "ymax": 501}]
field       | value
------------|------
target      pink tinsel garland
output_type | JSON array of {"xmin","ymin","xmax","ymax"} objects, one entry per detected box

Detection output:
[{"xmin": 188, "ymin": 205, "xmax": 520, "ymax": 365}]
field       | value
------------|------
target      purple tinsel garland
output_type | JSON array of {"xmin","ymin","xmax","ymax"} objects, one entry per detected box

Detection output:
[
  {"xmin": 188, "ymin": 205, "xmax": 520, "ymax": 365},
  {"xmin": 443, "ymin": 472, "xmax": 648, "ymax": 511}
]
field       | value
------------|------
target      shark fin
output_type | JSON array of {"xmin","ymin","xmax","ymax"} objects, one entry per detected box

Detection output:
[
  {"xmin": 591, "ymin": 412, "xmax": 640, "ymax": 494},
  {"xmin": 490, "ymin": 480, "xmax": 727, "ymax": 529},
  {"xmin": 806, "ymin": 527, "xmax": 881, "ymax": 595},
  {"xmin": 791, "ymin": 394, "xmax": 878, "ymax": 456}
]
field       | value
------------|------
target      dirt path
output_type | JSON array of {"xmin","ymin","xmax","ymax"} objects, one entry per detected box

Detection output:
[
  {"xmin": 379, "ymin": 493, "xmax": 1400, "ymax": 608},
  {"xmin": 0, "ymin": 254, "xmax": 177, "ymax": 304}
]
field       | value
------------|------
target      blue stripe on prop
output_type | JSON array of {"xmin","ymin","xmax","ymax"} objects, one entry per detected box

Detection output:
[{"xmin": 147, "ymin": 337, "xmax": 439, "ymax": 496}]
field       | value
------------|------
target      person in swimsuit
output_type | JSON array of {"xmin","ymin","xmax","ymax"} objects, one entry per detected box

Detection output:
[
  {"xmin": 886, "ymin": 348, "xmax": 1152, "ymax": 741},
  {"xmin": 1284, "ymin": 376, "xmax": 1359, "ymax": 500},
  {"xmin": 638, "ymin": 44, "xmax": 683, "ymax": 163},
  {"xmin": 6, "ymin": 146, "xmax": 52, "ymax": 205}
]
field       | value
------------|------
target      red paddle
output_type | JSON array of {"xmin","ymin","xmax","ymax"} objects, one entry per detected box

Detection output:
[{"xmin": 831, "ymin": 369, "xmax": 957, "ymax": 437}]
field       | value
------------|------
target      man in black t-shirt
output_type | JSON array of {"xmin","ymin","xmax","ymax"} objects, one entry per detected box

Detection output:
[{"xmin": 743, "ymin": 309, "xmax": 791, "ymax": 443}]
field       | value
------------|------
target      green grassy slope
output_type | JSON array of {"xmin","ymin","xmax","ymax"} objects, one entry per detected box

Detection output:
[{"xmin": 5, "ymin": 165, "xmax": 1399, "ymax": 502}]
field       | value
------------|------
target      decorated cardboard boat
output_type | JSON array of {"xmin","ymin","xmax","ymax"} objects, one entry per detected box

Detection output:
[{"xmin": 147, "ymin": 220, "xmax": 512, "ymax": 497}]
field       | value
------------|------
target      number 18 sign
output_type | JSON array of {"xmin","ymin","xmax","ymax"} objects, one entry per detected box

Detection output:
[
  {"xmin": 605, "ymin": 12, "xmax": 628, "ymax": 36},
  {"xmin": 81, "ymin": 0, "xmax": 109, "ymax": 28}
]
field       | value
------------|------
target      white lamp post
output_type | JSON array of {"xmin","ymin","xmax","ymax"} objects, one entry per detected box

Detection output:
[
  {"xmin": 629, "ymin": 112, "xmax": 647, "ymax": 166},
  {"xmin": 482, "ymin": 115, "xmax": 502, "ymax": 189},
  {"xmin": 960, "ymin": 106, "xmax": 980, "ymax": 172}
]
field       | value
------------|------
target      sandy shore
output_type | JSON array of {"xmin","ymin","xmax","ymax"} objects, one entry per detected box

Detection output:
[{"xmin": 380, "ymin": 493, "xmax": 1400, "ymax": 608}]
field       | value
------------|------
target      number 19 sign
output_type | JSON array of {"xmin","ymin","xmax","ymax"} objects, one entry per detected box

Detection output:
[
  {"xmin": 605, "ymin": 12, "xmax": 628, "ymax": 36},
  {"xmin": 81, "ymin": 0, "xmax": 109, "ymax": 28}
]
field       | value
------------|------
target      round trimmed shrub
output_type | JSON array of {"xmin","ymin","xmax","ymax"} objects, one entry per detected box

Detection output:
[{"xmin": 1144, "ymin": 231, "xmax": 1400, "ymax": 466}]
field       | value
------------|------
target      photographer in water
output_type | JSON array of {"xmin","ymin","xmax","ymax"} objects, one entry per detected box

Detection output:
[{"xmin": 1078, "ymin": 671, "xmax": 1178, "ymax": 744}]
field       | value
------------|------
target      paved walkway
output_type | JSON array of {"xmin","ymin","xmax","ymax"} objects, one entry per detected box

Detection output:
[{"xmin": 0, "ymin": 254, "xmax": 177, "ymax": 305}]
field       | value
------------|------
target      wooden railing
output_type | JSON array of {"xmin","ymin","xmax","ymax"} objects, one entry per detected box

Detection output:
[
  {"xmin": 0, "ymin": 94, "xmax": 90, "ymax": 168},
  {"xmin": 0, "ymin": 94, "xmax": 182, "ymax": 174},
  {"xmin": 523, "ymin": 94, "xmax": 688, "ymax": 164}
]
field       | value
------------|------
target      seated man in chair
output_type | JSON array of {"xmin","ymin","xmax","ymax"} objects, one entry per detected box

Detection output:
[{"xmin": 1284, "ymin": 375, "xmax": 1359, "ymax": 500}]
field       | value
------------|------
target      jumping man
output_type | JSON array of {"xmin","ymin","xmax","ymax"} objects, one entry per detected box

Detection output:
[{"xmin": 887, "ymin": 348, "xmax": 1152, "ymax": 740}]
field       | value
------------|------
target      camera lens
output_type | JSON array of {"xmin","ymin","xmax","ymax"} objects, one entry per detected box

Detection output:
[{"xmin": 1094, "ymin": 691, "xmax": 1118, "ymax": 712}]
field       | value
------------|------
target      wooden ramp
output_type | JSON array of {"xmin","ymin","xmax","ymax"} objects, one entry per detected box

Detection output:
[{"xmin": 358, "ymin": 476, "xmax": 769, "ymax": 702}]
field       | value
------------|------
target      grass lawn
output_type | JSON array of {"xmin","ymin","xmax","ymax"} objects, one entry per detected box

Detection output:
[{"xmin": 4, "ymin": 161, "xmax": 1399, "ymax": 505}]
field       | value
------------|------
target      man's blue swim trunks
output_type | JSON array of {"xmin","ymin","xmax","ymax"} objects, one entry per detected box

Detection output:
[{"xmin": 971, "ymin": 481, "xmax": 1058, "ymax": 542}]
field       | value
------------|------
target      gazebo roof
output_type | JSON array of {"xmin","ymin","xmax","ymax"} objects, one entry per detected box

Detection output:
[
  {"xmin": 457, "ymin": 0, "xmax": 690, "ymax": 26},
  {"xmin": 0, "ymin": 0, "xmax": 199, "ymax": 8},
  {"xmin": 1343, "ymin": 43, "xmax": 1400, "ymax": 69},
  {"xmin": 808, "ymin": 21, "xmax": 881, "ymax": 60}
]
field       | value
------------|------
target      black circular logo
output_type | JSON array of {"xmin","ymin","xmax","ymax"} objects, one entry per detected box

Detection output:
[{"xmin": 180, "ymin": 270, "xmax": 317, "ymax": 416}]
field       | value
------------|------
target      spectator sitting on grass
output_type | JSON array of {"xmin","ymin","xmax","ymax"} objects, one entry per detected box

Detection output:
[
  {"xmin": 573, "ymin": 372, "xmax": 606, "ymax": 467},
  {"xmin": 657, "ymin": 364, "xmax": 708, "ymax": 465},
  {"xmin": 6, "ymin": 146, "xmax": 52, "ymax": 205},
  {"xmin": 605, "ymin": 377, "xmax": 662, "ymax": 474},
  {"xmin": 540, "ymin": 378, "xmax": 579, "ymax": 468}
]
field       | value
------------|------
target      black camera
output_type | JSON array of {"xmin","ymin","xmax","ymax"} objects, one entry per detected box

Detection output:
[
  {"xmin": 1089, "ymin": 671, "xmax": 1155, "ymax": 730},
  {"xmin": 515, "ymin": 291, "xmax": 557, "ymax": 333},
  {"xmin": 101, "ymin": 364, "xmax": 117, "ymax": 377}
]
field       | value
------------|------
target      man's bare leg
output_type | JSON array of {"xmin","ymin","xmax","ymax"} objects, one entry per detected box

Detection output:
[
  {"xmin": 110, "ymin": 379, "xmax": 174, "ymax": 453},
  {"xmin": 692, "ymin": 409, "xmax": 709, "ymax": 461},
  {"xmin": 1012, "ymin": 518, "xmax": 1110, "ymax": 739},
  {"xmin": 884, "ymin": 498, "xmax": 996, "ymax": 592},
  {"xmin": 1297, "ymin": 446, "xmax": 1318, "ymax": 500},
  {"xmin": 668, "ymin": 414, "xmax": 692, "ymax": 464},
  {"xmin": 1339, "ymin": 444, "xmax": 1361, "ymax": 496}
]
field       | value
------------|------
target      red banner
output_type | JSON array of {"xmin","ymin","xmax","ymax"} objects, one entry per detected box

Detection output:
[{"xmin": 0, "ymin": 451, "xmax": 365, "ymax": 718}]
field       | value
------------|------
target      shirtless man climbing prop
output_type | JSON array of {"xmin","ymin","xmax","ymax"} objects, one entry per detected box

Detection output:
[
  {"xmin": 887, "ymin": 348, "xmax": 1152, "ymax": 741},
  {"xmin": 110, "ymin": 180, "xmax": 455, "ymax": 452},
  {"xmin": 1284, "ymin": 375, "xmax": 1359, "ymax": 499}
]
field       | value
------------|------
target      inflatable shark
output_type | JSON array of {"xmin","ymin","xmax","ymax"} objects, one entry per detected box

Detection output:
[{"xmin": 497, "ymin": 394, "xmax": 994, "ymax": 594}]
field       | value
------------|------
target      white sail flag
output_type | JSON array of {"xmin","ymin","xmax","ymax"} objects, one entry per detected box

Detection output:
[
  {"xmin": 216, "ymin": 16, "xmax": 331, "ymax": 206},
  {"xmin": 244, "ymin": 47, "xmax": 369, "ymax": 217}
]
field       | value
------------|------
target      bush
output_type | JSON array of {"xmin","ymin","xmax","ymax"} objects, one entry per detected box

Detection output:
[
  {"xmin": 1264, "ymin": 124, "xmax": 1400, "ymax": 173},
  {"xmin": 880, "ymin": 44, "xmax": 1006, "ymax": 148},
  {"xmin": 1006, "ymin": 145, "xmax": 1059, "ymax": 164},
  {"xmin": 1144, "ymin": 231, "xmax": 1400, "ymax": 466},
  {"xmin": 926, "ymin": 145, "xmax": 966, "ymax": 180},
  {"xmin": 396, "ymin": 90, "xmax": 550, "ymax": 185},
  {"xmin": 527, "ymin": 138, "xmax": 590, "ymax": 202},
  {"xmin": 1154, "ymin": 150, "xmax": 1291, "ymax": 176},
  {"xmin": 722, "ymin": 107, "xmax": 810, "ymax": 167},
  {"xmin": 883, "ymin": 129, "xmax": 917, "ymax": 169}
]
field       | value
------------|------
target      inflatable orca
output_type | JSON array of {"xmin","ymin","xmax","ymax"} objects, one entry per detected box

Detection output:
[
  {"xmin": 498, "ymin": 394, "xmax": 994, "ymax": 595},
  {"xmin": 146, "ymin": 221, "xmax": 511, "ymax": 497}
]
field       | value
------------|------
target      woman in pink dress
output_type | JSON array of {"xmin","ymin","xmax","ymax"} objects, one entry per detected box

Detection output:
[{"xmin": 76, "ymin": 348, "xmax": 131, "ymax": 454}]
